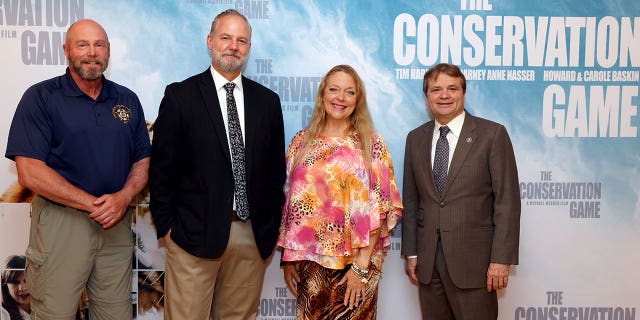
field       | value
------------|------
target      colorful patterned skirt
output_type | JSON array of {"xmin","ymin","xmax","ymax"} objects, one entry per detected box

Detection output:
[{"xmin": 296, "ymin": 260, "xmax": 381, "ymax": 320}]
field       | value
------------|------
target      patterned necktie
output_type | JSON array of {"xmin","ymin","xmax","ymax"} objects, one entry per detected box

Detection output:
[
  {"xmin": 432, "ymin": 126, "xmax": 450, "ymax": 195},
  {"xmin": 224, "ymin": 82, "xmax": 249, "ymax": 220}
]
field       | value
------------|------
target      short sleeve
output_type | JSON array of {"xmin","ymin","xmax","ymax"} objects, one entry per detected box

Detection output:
[
  {"xmin": 369, "ymin": 132, "xmax": 403, "ymax": 218},
  {"xmin": 131, "ymin": 98, "xmax": 152, "ymax": 162},
  {"xmin": 368, "ymin": 132, "xmax": 403, "ymax": 250},
  {"xmin": 284, "ymin": 129, "xmax": 307, "ymax": 174},
  {"xmin": 5, "ymin": 85, "xmax": 53, "ymax": 162}
]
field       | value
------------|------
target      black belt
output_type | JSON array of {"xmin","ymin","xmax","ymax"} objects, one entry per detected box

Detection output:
[
  {"xmin": 231, "ymin": 210, "xmax": 247, "ymax": 223},
  {"xmin": 41, "ymin": 196, "xmax": 67, "ymax": 208}
]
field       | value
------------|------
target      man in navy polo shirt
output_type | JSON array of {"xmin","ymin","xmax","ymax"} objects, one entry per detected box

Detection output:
[{"xmin": 5, "ymin": 19, "xmax": 150, "ymax": 320}]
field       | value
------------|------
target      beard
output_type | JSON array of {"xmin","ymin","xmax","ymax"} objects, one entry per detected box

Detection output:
[
  {"xmin": 211, "ymin": 48, "xmax": 246, "ymax": 74},
  {"xmin": 68, "ymin": 55, "xmax": 109, "ymax": 80}
]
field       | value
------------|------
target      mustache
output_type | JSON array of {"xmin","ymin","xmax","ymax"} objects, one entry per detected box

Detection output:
[
  {"xmin": 79, "ymin": 58, "xmax": 105, "ymax": 65},
  {"xmin": 222, "ymin": 51, "xmax": 241, "ymax": 59}
]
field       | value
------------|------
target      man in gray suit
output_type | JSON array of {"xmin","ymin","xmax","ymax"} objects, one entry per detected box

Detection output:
[{"xmin": 401, "ymin": 63, "xmax": 521, "ymax": 319}]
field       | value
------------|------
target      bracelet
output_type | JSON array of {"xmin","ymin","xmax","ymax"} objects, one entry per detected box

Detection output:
[
  {"xmin": 351, "ymin": 262, "xmax": 369, "ymax": 279},
  {"xmin": 351, "ymin": 263, "xmax": 369, "ymax": 276},
  {"xmin": 351, "ymin": 263, "xmax": 369, "ymax": 284}
]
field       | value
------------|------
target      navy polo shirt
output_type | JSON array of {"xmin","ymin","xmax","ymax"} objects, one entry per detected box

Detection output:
[{"xmin": 5, "ymin": 68, "xmax": 151, "ymax": 197}]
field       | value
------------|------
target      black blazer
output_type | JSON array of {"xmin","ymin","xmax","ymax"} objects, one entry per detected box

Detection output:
[{"xmin": 149, "ymin": 69, "xmax": 286, "ymax": 259}]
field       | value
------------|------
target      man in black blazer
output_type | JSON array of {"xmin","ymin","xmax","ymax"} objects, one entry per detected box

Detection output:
[
  {"xmin": 149, "ymin": 9, "xmax": 285, "ymax": 320},
  {"xmin": 401, "ymin": 63, "xmax": 521, "ymax": 319}
]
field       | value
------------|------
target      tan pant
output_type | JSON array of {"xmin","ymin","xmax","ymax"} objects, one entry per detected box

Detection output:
[
  {"xmin": 26, "ymin": 196, "xmax": 133, "ymax": 320},
  {"xmin": 164, "ymin": 220, "xmax": 268, "ymax": 320}
]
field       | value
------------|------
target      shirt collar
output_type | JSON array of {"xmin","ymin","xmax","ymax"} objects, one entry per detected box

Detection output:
[
  {"xmin": 210, "ymin": 65, "xmax": 243, "ymax": 92},
  {"xmin": 435, "ymin": 110, "xmax": 465, "ymax": 138}
]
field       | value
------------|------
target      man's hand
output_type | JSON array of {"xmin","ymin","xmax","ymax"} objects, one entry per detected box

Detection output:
[
  {"xmin": 89, "ymin": 191, "xmax": 131, "ymax": 229},
  {"xmin": 162, "ymin": 229, "xmax": 172, "ymax": 244},
  {"xmin": 406, "ymin": 257, "xmax": 418, "ymax": 283},
  {"xmin": 486, "ymin": 262, "xmax": 510, "ymax": 292},
  {"xmin": 89, "ymin": 157, "xmax": 150, "ymax": 229}
]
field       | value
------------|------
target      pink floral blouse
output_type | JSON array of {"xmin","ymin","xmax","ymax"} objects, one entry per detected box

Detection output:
[{"xmin": 277, "ymin": 129, "xmax": 403, "ymax": 270}]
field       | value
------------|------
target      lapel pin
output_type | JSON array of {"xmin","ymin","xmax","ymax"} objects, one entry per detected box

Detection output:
[{"xmin": 466, "ymin": 137, "xmax": 473, "ymax": 143}]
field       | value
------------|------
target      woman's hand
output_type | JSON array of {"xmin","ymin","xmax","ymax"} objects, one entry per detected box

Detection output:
[
  {"xmin": 338, "ymin": 268, "xmax": 366, "ymax": 310},
  {"xmin": 283, "ymin": 262, "xmax": 301, "ymax": 297}
]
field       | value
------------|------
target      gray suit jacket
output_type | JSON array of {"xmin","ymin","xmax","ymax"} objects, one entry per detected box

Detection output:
[{"xmin": 401, "ymin": 113, "xmax": 521, "ymax": 288}]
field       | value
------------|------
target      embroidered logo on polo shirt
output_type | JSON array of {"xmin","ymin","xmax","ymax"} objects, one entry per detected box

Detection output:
[{"xmin": 112, "ymin": 105, "xmax": 132, "ymax": 124}]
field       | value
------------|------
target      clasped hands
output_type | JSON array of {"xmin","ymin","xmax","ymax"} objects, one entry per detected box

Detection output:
[{"xmin": 88, "ymin": 191, "xmax": 131, "ymax": 229}]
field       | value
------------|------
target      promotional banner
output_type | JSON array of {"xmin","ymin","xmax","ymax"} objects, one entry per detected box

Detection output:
[{"xmin": 1, "ymin": 1, "xmax": 638, "ymax": 319}]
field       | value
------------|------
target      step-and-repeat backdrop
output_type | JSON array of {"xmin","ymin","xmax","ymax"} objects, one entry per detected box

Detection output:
[{"xmin": 1, "ymin": 1, "xmax": 638, "ymax": 319}]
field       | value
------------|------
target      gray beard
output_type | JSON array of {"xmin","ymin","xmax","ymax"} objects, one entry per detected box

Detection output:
[
  {"xmin": 216, "ymin": 59, "xmax": 244, "ymax": 74},
  {"xmin": 77, "ymin": 67, "xmax": 104, "ymax": 80},
  {"xmin": 69, "ymin": 58, "xmax": 108, "ymax": 80}
]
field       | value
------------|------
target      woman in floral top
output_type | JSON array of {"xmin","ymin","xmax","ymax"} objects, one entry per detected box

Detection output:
[{"xmin": 277, "ymin": 65, "xmax": 403, "ymax": 320}]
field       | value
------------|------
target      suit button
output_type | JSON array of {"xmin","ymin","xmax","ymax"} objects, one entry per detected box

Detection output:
[{"xmin": 440, "ymin": 202, "xmax": 445, "ymax": 207}]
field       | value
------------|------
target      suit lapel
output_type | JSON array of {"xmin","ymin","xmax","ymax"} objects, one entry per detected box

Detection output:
[
  {"xmin": 442, "ymin": 114, "xmax": 477, "ymax": 196},
  {"xmin": 419, "ymin": 122, "xmax": 441, "ymax": 201},
  {"xmin": 241, "ymin": 77, "xmax": 256, "ymax": 180},
  {"xmin": 198, "ymin": 70, "xmax": 232, "ymax": 165}
]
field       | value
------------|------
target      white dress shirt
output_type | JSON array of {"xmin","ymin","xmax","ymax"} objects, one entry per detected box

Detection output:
[{"xmin": 431, "ymin": 111, "xmax": 466, "ymax": 171}]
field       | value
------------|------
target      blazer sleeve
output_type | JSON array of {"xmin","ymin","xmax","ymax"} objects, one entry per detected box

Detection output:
[
  {"xmin": 401, "ymin": 131, "xmax": 419, "ymax": 256},
  {"xmin": 488, "ymin": 124, "xmax": 521, "ymax": 265},
  {"xmin": 149, "ymin": 84, "xmax": 182, "ymax": 239},
  {"xmin": 266, "ymin": 94, "xmax": 286, "ymax": 222}
]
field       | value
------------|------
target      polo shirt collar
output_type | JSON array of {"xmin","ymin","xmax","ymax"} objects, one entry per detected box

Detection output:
[{"xmin": 62, "ymin": 67, "xmax": 117, "ymax": 101}]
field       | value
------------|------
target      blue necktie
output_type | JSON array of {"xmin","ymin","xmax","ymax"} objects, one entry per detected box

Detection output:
[
  {"xmin": 433, "ymin": 126, "xmax": 450, "ymax": 195},
  {"xmin": 224, "ymin": 83, "xmax": 249, "ymax": 220}
]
